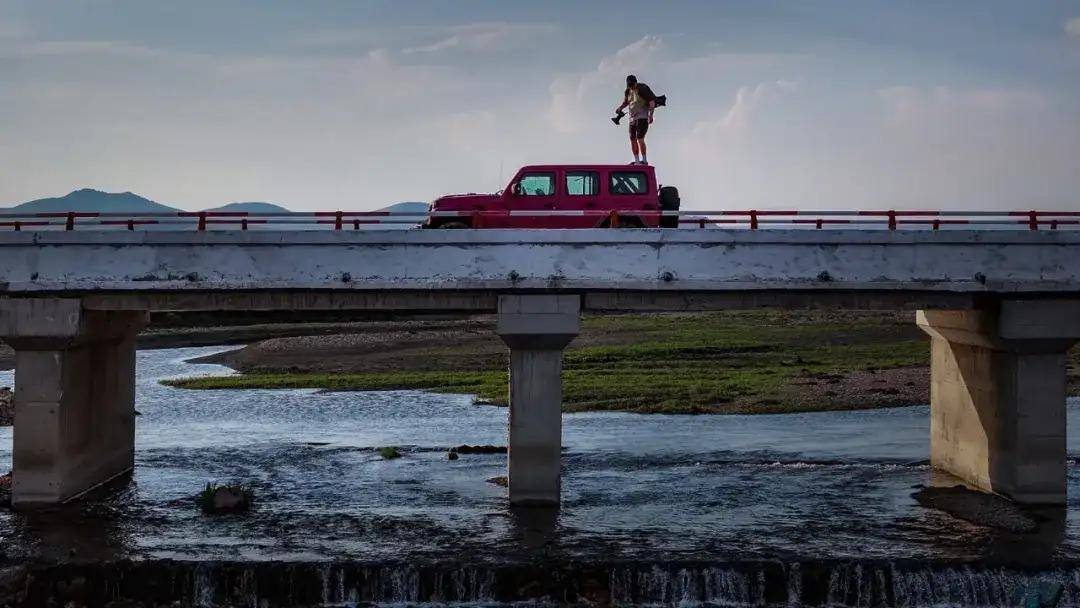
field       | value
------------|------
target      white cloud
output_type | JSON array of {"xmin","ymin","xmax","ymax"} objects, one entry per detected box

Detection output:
[
  {"xmin": 673, "ymin": 82, "xmax": 1080, "ymax": 211},
  {"xmin": 402, "ymin": 22, "xmax": 559, "ymax": 54},
  {"xmin": 10, "ymin": 39, "xmax": 167, "ymax": 59},
  {"xmin": 1066, "ymin": 17, "xmax": 1080, "ymax": 37},
  {"xmin": 548, "ymin": 35, "xmax": 664, "ymax": 133},
  {"xmin": 291, "ymin": 22, "xmax": 559, "ymax": 55}
]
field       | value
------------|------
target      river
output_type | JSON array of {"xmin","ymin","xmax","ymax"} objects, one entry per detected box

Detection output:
[{"xmin": 3, "ymin": 347, "xmax": 1080, "ymax": 606}]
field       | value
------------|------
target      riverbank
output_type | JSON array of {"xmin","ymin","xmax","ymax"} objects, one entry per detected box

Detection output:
[
  {"xmin": 0, "ymin": 314, "xmax": 469, "ymax": 372},
  {"xmin": 162, "ymin": 310, "xmax": 1068, "ymax": 415}
]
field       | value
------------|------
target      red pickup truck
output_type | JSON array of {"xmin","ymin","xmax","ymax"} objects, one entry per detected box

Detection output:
[{"xmin": 423, "ymin": 164, "xmax": 680, "ymax": 229}]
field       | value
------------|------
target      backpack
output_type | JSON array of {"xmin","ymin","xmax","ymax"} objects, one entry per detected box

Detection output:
[{"xmin": 635, "ymin": 83, "xmax": 667, "ymax": 107}]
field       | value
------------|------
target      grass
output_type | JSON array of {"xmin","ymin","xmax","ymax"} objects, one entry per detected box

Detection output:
[
  {"xmin": 163, "ymin": 310, "xmax": 946, "ymax": 414},
  {"xmin": 378, "ymin": 446, "xmax": 403, "ymax": 460},
  {"xmin": 162, "ymin": 310, "xmax": 1080, "ymax": 414}
]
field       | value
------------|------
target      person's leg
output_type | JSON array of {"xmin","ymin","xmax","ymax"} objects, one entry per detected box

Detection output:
[
  {"xmin": 630, "ymin": 138, "xmax": 640, "ymax": 163},
  {"xmin": 639, "ymin": 137, "xmax": 648, "ymax": 165}
]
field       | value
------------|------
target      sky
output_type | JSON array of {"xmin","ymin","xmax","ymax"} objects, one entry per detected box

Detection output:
[{"xmin": 1, "ymin": 1, "xmax": 1079, "ymax": 211}]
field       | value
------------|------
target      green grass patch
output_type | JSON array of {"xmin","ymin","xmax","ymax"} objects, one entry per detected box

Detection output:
[
  {"xmin": 163, "ymin": 311, "xmax": 939, "ymax": 414},
  {"xmin": 378, "ymin": 446, "xmax": 403, "ymax": 460}
]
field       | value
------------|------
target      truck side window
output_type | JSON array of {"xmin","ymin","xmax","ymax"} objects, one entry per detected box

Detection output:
[
  {"xmin": 610, "ymin": 172, "xmax": 648, "ymax": 195},
  {"xmin": 518, "ymin": 173, "xmax": 555, "ymax": 196},
  {"xmin": 566, "ymin": 172, "xmax": 599, "ymax": 196}
]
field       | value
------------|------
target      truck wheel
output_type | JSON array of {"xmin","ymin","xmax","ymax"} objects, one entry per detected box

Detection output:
[
  {"xmin": 659, "ymin": 186, "xmax": 680, "ymax": 228},
  {"xmin": 439, "ymin": 221, "xmax": 469, "ymax": 229}
]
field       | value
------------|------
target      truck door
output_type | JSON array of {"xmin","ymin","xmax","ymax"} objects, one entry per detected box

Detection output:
[
  {"xmin": 502, "ymin": 171, "xmax": 558, "ymax": 228},
  {"xmin": 605, "ymin": 169, "xmax": 653, "ymax": 226},
  {"xmin": 560, "ymin": 170, "xmax": 602, "ymax": 228}
]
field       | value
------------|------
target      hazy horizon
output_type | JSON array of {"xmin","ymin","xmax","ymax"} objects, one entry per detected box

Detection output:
[{"xmin": 2, "ymin": 1, "xmax": 1079, "ymax": 211}]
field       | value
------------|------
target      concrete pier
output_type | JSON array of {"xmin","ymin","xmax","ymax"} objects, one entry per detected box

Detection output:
[
  {"xmin": 497, "ymin": 295, "xmax": 580, "ymax": 506},
  {"xmin": 0, "ymin": 299, "xmax": 147, "ymax": 506},
  {"xmin": 917, "ymin": 301, "xmax": 1080, "ymax": 504}
]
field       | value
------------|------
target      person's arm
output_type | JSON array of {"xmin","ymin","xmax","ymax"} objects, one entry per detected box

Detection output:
[
  {"xmin": 616, "ymin": 90, "xmax": 629, "ymax": 113},
  {"xmin": 648, "ymin": 100, "xmax": 656, "ymax": 123}
]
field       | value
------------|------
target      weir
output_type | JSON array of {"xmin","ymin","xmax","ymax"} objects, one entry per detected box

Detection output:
[{"xmin": 1, "ymin": 229, "xmax": 1080, "ymax": 508}]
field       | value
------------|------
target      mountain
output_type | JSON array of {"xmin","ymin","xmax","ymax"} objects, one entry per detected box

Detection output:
[
  {"xmin": 376, "ymin": 201, "xmax": 429, "ymax": 214},
  {"xmin": 206, "ymin": 202, "xmax": 291, "ymax": 214},
  {"xmin": 3, "ymin": 190, "xmax": 427, "ymax": 224},
  {"xmin": 7, "ymin": 189, "xmax": 180, "ymax": 214}
]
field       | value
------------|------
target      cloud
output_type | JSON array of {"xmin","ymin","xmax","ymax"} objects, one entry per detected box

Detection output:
[
  {"xmin": 10, "ymin": 39, "xmax": 167, "ymax": 59},
  {"xmin": 673, "ymin": 82, "xmax": 1080, "ymax": 211},
  {"xmin": 401, "ymin": 22, "xmax": 559, "ymax": 54},
  {"xmin": 548, "ymin": 35, "xmax": 664, "ymax": 133},
  {"xmin": 1067, "ymin": 17, "xmax": 1080, "ymax": 37}
]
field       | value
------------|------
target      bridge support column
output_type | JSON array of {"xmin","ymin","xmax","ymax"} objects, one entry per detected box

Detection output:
[
  {"xmin": 917, "ymin": 301, "xmax": 1080, "ymax": 504},
  {"xmin": 0, "ymin": 299, "xmax": 147, "ymax": 507},
  {"xmin": 497, "ymin": 295, "xmax": 580, "ymax": 506}
]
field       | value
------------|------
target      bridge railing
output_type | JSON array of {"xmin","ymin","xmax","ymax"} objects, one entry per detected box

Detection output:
[{"xmin": 0, "ymin": 209, "xmax": 1078, "ymax": 231}]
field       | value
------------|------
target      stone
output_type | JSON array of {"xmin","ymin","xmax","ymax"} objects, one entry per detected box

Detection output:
[
  {"xmin": 0, "ymin": 387, "xmax": 11, "ymax": 427},
  {"xmin": 199, "ymin": 484, "xmax": 253, "ymax": 515},
  {"xmin": 0, "ymin": 472, "xmax": 10, "ymax": 508}
]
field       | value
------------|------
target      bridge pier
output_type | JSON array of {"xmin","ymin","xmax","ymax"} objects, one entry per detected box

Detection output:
[
  {"xmin": 917, "ymin": 301, "xmax": 1080, "ymax": 504},
  {"xmin": 0, "ymin": 299, "xmax": 147, "ymax": 507},
  {"xmin": 497, "ymin": 295, "xmax": 580, "ymax": 506}
]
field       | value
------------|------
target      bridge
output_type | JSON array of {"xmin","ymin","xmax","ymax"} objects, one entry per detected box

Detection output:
[{"xmin": 1, "ymin": 223, "xmax": 1079, "ymax": 508}]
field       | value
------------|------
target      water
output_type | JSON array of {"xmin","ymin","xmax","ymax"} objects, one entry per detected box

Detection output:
[{"xmin": 4, "ymin": 349, "xmax": 1080, "ymax": 605}]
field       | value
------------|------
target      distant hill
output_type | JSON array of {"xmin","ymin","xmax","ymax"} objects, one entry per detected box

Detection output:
[
  {"xmin": 206, "ymin": 202, "xmax": 291, "ymax": 214},
  {"xmin": 377, "ymin": 201, "xmax": 428, "ymax": 214},
  {"xmin": 2, "ymin": 191, "xmax": 427, "ymax": 226},
  {"xmin": 8, "ymin": 189, "xmax": 180, "ymax": 214}
]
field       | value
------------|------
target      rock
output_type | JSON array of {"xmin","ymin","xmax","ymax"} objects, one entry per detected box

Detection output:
[
  {"xmin": 447, "ymin": 451, "xmax": 459, "ymax": 460},
  {"xmin": 487, "ymin": 476, "xmax": 508, "ymax": 488},
  {"xmin": 212, "ymin": 487, "xmax": 248, "ymax": 511},
  {"xmin": 913, "ymin": 485, "xmax": 1039, "ymax": 533},
  {"xmin": 198, "ymin": 484, "xmax": 253, "ymax": 515},
  {"xmin": 0, "ymin": 387, "xmax": 12, "ymax": 427},
  {"xmin": 454, "ymin": 445, "xmax": 507, "ymax": 454},
  {"xmin": 0, "ymin": 472, "xmax": 10, "ymax": 508}
]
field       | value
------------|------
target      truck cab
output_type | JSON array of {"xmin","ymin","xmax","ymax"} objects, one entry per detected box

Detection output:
[{"xmin": 424, "ymin": 164, "xmax": 679, "ymax": 229}]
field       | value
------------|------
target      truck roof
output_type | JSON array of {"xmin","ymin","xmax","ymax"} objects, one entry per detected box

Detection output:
[{"xmin": 519, "ymin": 164, "xmax": 655, "ymax": 172}]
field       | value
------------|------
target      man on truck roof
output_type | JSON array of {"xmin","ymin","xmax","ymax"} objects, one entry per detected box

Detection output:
[{"xmin": 615, "ymin": 74, "xmax": 659, "ymax": 166}]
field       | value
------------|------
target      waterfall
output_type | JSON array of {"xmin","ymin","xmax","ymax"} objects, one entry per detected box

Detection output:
[{"xmin": 9, "ymin": 559, "xmax": 1080, "ymax": 606}]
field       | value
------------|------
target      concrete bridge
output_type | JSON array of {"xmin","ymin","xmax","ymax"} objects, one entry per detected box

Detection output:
[{"xmin": 1, "ymin": 229, "xmax": 1079, "ymax": 508}]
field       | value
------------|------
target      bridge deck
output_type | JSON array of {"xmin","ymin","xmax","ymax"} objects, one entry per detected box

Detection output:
[{"xmin": 1, "ymin": 229, "xmax": 1078, "ymax": 311}]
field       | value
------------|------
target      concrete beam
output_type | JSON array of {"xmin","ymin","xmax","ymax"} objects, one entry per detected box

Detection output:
[
  {"xmin": 0, "ymin": 299, "xmax": 147, "ymax": 506},
  {"xmin": 497, "ymin": 295, "xmax": 580, "ymax": 506},
  {"xmin": 2, "ymin": 229, "xmax": 1080, "ymax": 296},
  {"xmin": 917, "ymin": 300, "xmax": 1080, "ymax": 504}
]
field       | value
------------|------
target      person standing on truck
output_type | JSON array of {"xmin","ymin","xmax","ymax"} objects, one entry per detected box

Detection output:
[{"xmin": 615, "ymin": 74, "xmax": 656, "ymax": 165}]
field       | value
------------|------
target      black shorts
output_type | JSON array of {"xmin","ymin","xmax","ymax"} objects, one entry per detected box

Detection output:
[{"xmin": 629, "ymin": 118, "xmax": 649, "ymax": 140}]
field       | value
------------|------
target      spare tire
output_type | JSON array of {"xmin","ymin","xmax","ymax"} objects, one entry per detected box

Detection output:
[{"xmin": 659, "ymin": 186, "xmax": 680, "ymax": 228}]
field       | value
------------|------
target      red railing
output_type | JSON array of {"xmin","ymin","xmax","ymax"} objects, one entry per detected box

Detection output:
[{"xmin": 0, "ymin": 209, "xmax": 1078, "ymax": 231}]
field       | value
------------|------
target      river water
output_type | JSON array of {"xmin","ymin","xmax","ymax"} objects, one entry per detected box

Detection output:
[{"xmin": 3, "ymin": 348, "xmax": 1080, "ymax": 605}]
